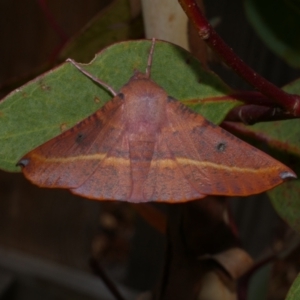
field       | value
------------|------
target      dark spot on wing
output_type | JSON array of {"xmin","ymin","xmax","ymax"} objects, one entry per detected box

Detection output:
[{"xmin": 216, "ymin": 142, "xmax": 226, "ymax": 152}]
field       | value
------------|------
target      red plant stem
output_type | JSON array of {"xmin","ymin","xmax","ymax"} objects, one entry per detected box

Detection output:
[
  {"xmin": 37, "ymin": 0, "xmax": 70, "ymax": 62},
  {"xmin": 230, "ymin": 91, "xmax": 274, "ymax": 106},
  {"xmin": 37, "ymin": 0, "xmax": 68, "ymax": 43},
  {"xmin": 178, "ymin": 0, "xmax": 300, "ymax": 115},
  {"xmin": 226, "ymin": 104, "xmax": 296, "ymax": 124}
]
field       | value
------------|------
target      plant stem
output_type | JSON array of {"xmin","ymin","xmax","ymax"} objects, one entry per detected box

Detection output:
[
  {"xmin": 178, "ymin": 0, "xmax": 300, "ymax": 115},
  {"xmin": 89, "ymin": 258, "xmax": 127, "ymax": 300},
  {"xmin": 37, "ymin": 0, "xmax": 69, "ymax": 62},
  {"xmin": 37, "ymin": 0, "xmax": 68, "ymax": 42},
  {"xmin": 226, "ymin": 104, "xmax": 296, "ymax": 124},
  {"xmin": 230, "ymin": 91, "xmax": 274, "ymax": 106}
]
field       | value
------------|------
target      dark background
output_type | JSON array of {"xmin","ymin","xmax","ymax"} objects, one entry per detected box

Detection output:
[{"xmin": 0, "ymin": 1, "xmax": 299, "ymax": 299}]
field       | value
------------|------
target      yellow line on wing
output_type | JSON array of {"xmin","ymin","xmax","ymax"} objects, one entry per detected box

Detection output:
[
  {"xmin": 176, "ymin": 158, "xmax": 273, "ymax": 174},
  {"xmin": 31, "ymin": 152, "xmax": 107, "ymax": 162},
  {"xmin": 150, "ymin": 157, "xmax": 275, "ymax": 174},
  {"xmin": 31, "ymin": 153, "xmax": 276, "ymax": 174}
]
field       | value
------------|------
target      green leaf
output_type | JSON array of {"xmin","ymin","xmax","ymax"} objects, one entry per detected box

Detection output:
[
  {"xmin": 245, "ymin": 0, "xmax": 300, "ymax": 68},
  {"xmin": 58, "ymin": 0, "xmax": 144, "ymax": 63},
  {"xmin": 286, "ymin": 273, "xmax": 300, "ymax": 300},
  {"xmin": 246, "ymin": 79, "xmax": 300, "ymax": 232},
  {"xmin": 0, "ymin": 40, "xmax": 239, "ymax": 172}
]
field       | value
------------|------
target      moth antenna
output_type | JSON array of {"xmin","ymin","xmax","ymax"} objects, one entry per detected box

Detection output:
[
  {"xmin": 145, "ymin": 38, "xmax": 156, "ymax": 78},
  {"xmin": 66, "ymin": 59, "xmax": 118, "ymax": 97}
]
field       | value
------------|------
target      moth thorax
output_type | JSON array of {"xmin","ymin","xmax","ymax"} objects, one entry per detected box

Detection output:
[{"xmin": 122, "ymin": 79, "xmax": 168, "ymax": 135}]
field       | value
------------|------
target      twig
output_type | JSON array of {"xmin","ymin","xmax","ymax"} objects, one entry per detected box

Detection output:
[
  {"xmin": 37, "ymin": 0, "xmax": 69, "ymax": 62},
  {"xmin": 178, "ymin": 0, "xmax": 300, "ymax": 115},
  {"xmin": 89, "ymin": 258, "xmax": 127, "ymax": 300},
  {"xmin": 225, "ymin": 104, "xmax": 296, "ymax": 125},
  {"xmin": 37, "ymin": 0, "xmax": 68, "ymax": 42},
  {"xmin": 229, "ymin": 91, "xmax": 275, "ymax": 106}
]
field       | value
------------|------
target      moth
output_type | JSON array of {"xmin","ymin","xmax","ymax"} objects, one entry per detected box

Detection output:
[{"xmin": 18, "ymin": 39, "xmax": 296, "ymax": 203}]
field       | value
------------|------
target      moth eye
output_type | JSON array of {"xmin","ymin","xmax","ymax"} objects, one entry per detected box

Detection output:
[{"xmin": 216, "ymin": 142, "xmax": 226, "ymax": 152}]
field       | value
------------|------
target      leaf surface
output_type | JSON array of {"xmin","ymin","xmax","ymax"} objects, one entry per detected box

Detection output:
[
  {"xmin": 244, "ymin": 79, "xmax": 300, "ymax": 232},
  {"xmin": 245, "ymin": 0, "xmax": 300, "ymax": 67},
  {"xmin": 286, "ymin": 273, "xmax": 300, "ymax": 300}
]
